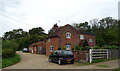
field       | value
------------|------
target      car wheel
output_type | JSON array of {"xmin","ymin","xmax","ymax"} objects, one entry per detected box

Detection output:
[
  {"xmin": 48, "ymin": 58, "xmax": 52, "ymax": 62},
  {"xmin": 58, "ymin": 60, "xmax": 62, "ymax": 65},
  {"xmin": 70, "ymin": 61, "xmax": 74, "ymax": 64}
]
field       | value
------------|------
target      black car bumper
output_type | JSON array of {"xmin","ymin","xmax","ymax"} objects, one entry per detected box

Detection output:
[{"xmin": 59, "ymin": 58, "xmax": 74, "ymax": 63}]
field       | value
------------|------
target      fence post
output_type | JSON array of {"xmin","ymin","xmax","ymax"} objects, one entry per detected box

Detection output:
[
  {"xmin": 89, "ymin": 49, "xmax": 92, "ymax": 63},
  {"xmin": 107, "ymin": 49, "xmax": 108, "ymax": 59}
]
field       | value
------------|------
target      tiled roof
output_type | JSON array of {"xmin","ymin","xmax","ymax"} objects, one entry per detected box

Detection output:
[
  {"xmin": 47, "ymin": 24, "xmax": 96, "ymax": 38},
  {"xmin": 80, "ymin": 32, "xmax": 96, "ymax": 36},
  {"xmin": 48, "ymin": 24, "xmax": 76, "ymax": 38}
]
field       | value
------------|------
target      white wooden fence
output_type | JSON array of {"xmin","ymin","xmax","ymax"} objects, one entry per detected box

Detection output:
[{"xmin": 89, "ymin": 49, "xmax": 108, "ymax": 63}]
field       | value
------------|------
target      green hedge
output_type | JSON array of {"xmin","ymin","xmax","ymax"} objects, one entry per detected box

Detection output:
[
  {"xmin": 92, "ymin": 45, "xmax": 119, "ymax": 49},
  {"xmin": 2, "ymin": 40, "xmax": 18, "ymax": 58},
  {"xmin": 75, "ymin": 46, "xmax": 90, "ymax": 51},
  {"xmin": 2, "ymin": 54, "xmax": 21, "ymax": 68}
]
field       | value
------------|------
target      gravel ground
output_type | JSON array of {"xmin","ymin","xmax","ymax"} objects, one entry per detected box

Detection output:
[{"xmin": 4, "ymin": 51, "xmax": 119, "ymax": 69}]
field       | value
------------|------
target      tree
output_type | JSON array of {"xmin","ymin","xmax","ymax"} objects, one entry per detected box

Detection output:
[
  {"xmin": 3, "ymin": 29, "xmax": 28, "ymax": 40},
  {"xmin": 73, "ymin": 22, "xmax": 91, "ymax": 32},
  {"xmin": 72, "ymin": 17, "xmax": 119, "ymax": 46},
  {"xmin": 29, "ymin": 27, "xmax": 45, "ymax": 35}
]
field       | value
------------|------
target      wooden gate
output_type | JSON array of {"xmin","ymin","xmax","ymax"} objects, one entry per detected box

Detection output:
[{"xmin": 89, "ymin": 49, "xmax": 108, "ymax": 63}]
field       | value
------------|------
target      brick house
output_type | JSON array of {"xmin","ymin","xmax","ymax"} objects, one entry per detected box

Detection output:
[
  {"xmin": 29, "ymin": 41, "xmax": 46, "ymax": 54},
  {"xmin": 46, "ymin": 24, "xmax": 96, "ymax": 55}
]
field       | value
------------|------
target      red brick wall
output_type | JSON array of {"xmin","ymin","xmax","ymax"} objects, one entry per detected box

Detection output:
[
  {"xmin": 73, "ymin": 51, "xmax": 89, "ymax": 62},
  {"xmin": 46, "ymin": 37, "xmax": 59, "ymax": 55},
  {"xmin": 80, "ymin": 33, "xmax": 96, "ymax": 47},
  {"xmin": 59, "ymin": 26, "xmax": 80, "ymax": 49},
  {"xmin": 38, "ymin": 41, "xmax": 46, "ymax": 48},
  {"xmin": 29, "ymin": 41, "xmax": 46, "ymax": 54}
]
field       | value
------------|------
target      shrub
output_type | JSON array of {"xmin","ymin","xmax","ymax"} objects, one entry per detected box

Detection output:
[
  {"xmin": 75, "ymin": 46, "xmax": 90, "ymax": 51},
  {"xmin": 2, "ymin": 40, "xmax": 18, "ymax": 58},
  {"xmin": 75, "ymin": 46, "xmax": 80, "ymax": 50},
  {"xmin": 61, "ymin": 47, "xmax": 66, "ymax": 50},
  {"xmin": 2, "ymin": 48, "xmax": 16, "ymax": 58},
  {"xmin": 92, "ymin": 46, "xmax": 101, "ymax": 49},
  {"xmin": 2, "ymin": 54, "xmax": 21, "ymax": 68},
  {"xmin": 72, "ymin": 47, "xmax": 74, "ymax": 51},
  {"xmin": 106, "ymin": 45, "xmax": 119, "ymax": 49}
]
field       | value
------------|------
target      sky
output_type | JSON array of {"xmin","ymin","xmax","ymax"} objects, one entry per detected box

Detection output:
[{"xmin": 0, "ymin": 0, "xmax": 119, "ymax": 37}]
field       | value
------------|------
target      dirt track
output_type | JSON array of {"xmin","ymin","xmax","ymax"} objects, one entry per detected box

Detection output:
[{"xmin": 4, "ymin": 51, "xmax": 119, "ymax": 69}]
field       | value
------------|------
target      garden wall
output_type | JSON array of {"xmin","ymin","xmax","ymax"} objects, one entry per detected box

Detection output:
[{"xmin": 73, "ymin": 51, "xmax": 89, "ymax": 62}]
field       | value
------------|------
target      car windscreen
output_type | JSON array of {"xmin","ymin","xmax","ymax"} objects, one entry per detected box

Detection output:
[{"xmin": 60, "ymin": 50, "xmax": 73, "ymax": 55}]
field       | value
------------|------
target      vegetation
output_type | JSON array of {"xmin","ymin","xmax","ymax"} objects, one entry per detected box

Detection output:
[
  {"xmin": 96, "ymin": 65, "xmax": 110, "ymax": 67},
  {"xmin": 2, "ymin": 27, "xmax": 47, "ymax": 51},
  {"xmin": 92, "ymin": 45, "xmax": 119, "ymax": 49},
  {"xmin": 75, "ymin": 46, "xmax": 90, "ymax": 51},
  {"xmin": 115, "ymin": 68, "xmax": 120, "ymax": 71},
  {"xmin": 73, "ymin": 17, "xmax": 120, "ymax": 46},
  {"xmin": 2, "ymin": 54, "xmax": 21, "ymax": 68},
  {"xmin": 92, "ymin": 58, "xmax": 119, "ymax": 63},
  {"xmin": 74, "ymin": 58, "xmax": 119, "ymax": 66},
  {"xmin": 2, "ymin": 27, "xmax": 47, "ymax": 68},
  {"xmin": 61, "ymin": 47, "xmax": 66, "ymax": 50},
  {"xmin": 2, "ymin": 40, "xmax": 18, "ymax": 58}
]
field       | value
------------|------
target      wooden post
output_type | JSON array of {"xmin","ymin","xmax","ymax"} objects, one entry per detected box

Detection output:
[{"xmin": 89, "ymin": 49, "xmax": 92, "ymax": 63}]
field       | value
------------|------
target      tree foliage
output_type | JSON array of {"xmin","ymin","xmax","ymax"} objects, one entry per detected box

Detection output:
[
  {"xmin": 3, "ymin": 27, "xmax": 47, "ymax": 50},
  {"xmin": 29, "ymin": 27, "xmax": 45, "ymax": 35},
  {"xmin": 3, "ymin": 29, "xmax": 28, "ymax": 40},
  {"xmin": 73, "ymin": 17, "xmax": 119, "ymax": 46}
]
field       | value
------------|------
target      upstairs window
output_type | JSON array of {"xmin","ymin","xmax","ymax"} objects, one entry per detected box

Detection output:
[
  {"xmin": 66, "ymin": 32, "xmax": 71, "ymax": 38},
  {"xmin": 89, "ymin": 39, "xmax": 93, "ymax": 42},
  {"xmin": 80, "ymin": 35, "xmax": 84, "ymax": 40}
]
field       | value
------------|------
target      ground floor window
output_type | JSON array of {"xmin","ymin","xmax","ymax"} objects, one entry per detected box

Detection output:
[
  {"xmin": 66, "ymin": 44, "xmax": 71, "ymax": 50},
  {"xmin": 50, "ymin": 46, "xmax": 53, "ymax": 52}
]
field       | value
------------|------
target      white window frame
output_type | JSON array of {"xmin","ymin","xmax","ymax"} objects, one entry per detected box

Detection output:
[
  {"xmin": 80, "ymin": 35, "xmax": 84, "ymax": 39},
  {"xmin": 50, "ymin": 46, "xmax": 53, "ymax": 52},
  {"xmin": 66, "ymin": 44, "xmax": 71, "ymax": 50},
  {"xmin": 48, "ymin": 38, "xmax": 51, "ymax": 42},
  {"xmin": 66, "ymin": 32, "xmax": 71, "ymax": 38},
  {"xmin": 89, "ymin": 39, "xmax": 93, "ymax": 42}
]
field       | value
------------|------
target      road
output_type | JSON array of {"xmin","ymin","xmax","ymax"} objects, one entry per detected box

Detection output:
[{"xmin": 4, "ymin": 51, "xmax": 119, "ymax": 69}]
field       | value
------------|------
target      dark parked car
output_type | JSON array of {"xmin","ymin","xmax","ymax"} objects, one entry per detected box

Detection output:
[
  {"xmin": 22, "ymin": 48, "xmax": 29, "ymax": 52},
  {"xmin": 48, "ymin": 50, "xmax": 74, "ymax": 65}
]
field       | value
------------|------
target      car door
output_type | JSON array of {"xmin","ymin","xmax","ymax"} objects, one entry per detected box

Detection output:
[
  {"xmin": 50, "ymin": 51, "xmax": 57, "ymax": 62},
  {"xmin": 54, "ymin": 51, "xmax": 60, "ymax": 62}
]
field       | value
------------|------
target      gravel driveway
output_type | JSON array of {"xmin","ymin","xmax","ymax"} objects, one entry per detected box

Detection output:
[{"xmin": 4, "ymin": 51, "xmax": 119, "ymax": 69}]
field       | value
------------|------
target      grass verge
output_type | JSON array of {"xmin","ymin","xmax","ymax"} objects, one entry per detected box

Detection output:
[
  {"xmin": 96, "ymin": 65, "xmax": 110, "ymax": 67},
  {"xmin": 115, "ymin": 68, "xmax": 120, "ymax": 71},
  {"xmin": 74, "ymin": 58, "xmax": 119, "ymax": 66},
  {"xmin": 2, "ymin": 54, "xmax": 21, "ymax": 68}
]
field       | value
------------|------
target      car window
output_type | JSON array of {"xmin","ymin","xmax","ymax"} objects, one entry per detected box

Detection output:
[
  {"xmin": 62, "ymin": 50, "xmax": 73, "ymax": 55},
  {"xmin": 53, "ymin": 50, "xmax": 59, "ymax": 54},
  {"xmin": 23, "ymin": 48, "xmax": 28, "ymax": 50}
]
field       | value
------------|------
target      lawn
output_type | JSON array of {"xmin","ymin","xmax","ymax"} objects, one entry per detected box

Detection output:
[{"xmin": 2, "ymin": 54, "xmax": 21, "ymax": 68}]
